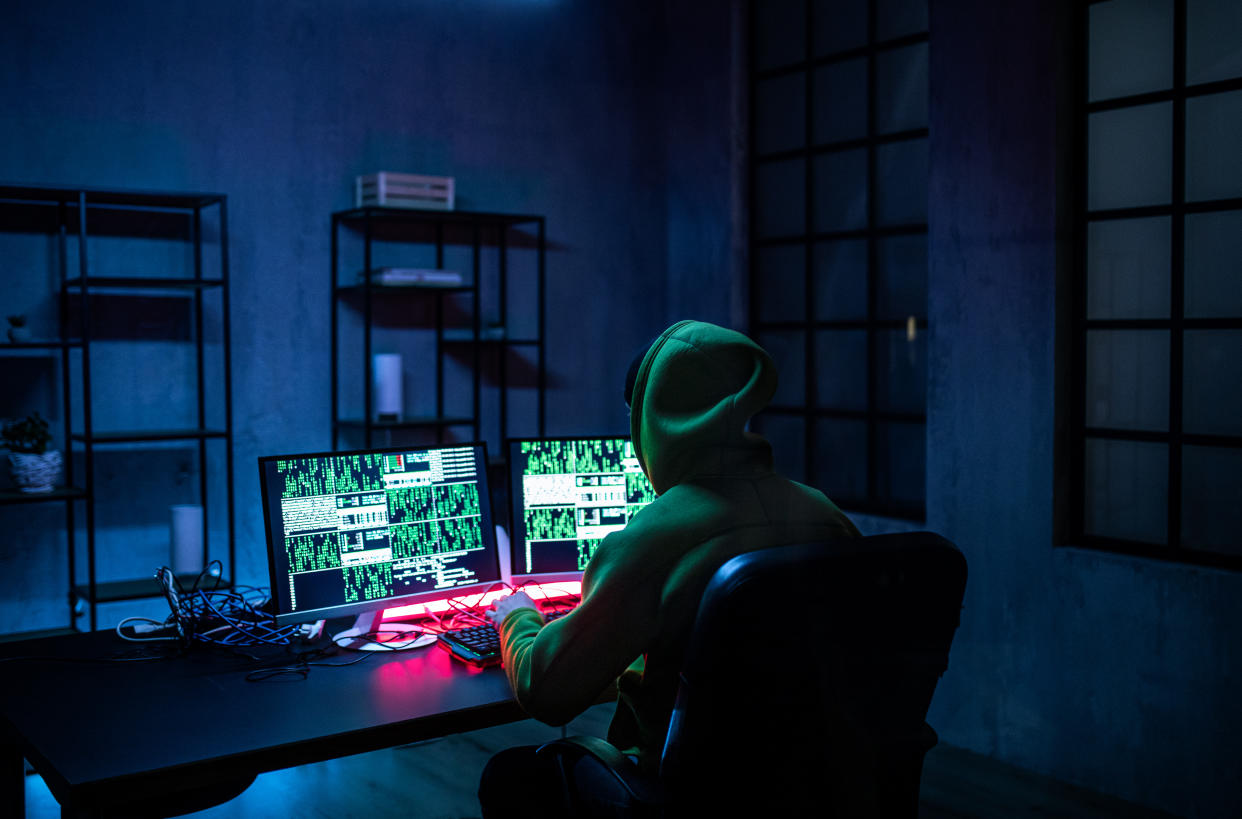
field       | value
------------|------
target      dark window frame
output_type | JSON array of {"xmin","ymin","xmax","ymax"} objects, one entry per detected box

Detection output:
[
  {"xmin": 1069, "ymin": 0, "xmax": 1242, "ymax": 570},
  {"xmin": 748, "ymin": 0, "xmax": 929, "ymax": 521}
]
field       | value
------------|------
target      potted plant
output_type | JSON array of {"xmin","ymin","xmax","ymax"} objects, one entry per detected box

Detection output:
[
  {"xmin": 3, "ymin": 412, "xmax": 61, "ymax": 493},
  {"xmin": 6, "ymin": 314, "xmax": 31, "ymax": 343}
]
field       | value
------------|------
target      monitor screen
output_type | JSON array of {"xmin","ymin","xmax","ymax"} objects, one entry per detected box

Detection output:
[
  {"xmin": 507, "ymin": 437, "xmax": 657, "ymax": 583},
  {"xmin": 260, "ymin": 444, "xmax": 501, "ymax": 626}
]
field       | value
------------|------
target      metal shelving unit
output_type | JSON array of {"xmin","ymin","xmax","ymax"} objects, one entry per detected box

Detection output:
[
  {"xmin": 330, "ymin": 207, "xmax": 546, "ymax": 454},
  {"xmin": 0, "ymin": 184, "xmax": 235, "ymax": 634}
]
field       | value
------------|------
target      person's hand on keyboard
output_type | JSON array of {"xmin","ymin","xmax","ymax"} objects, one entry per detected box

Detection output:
[{"xmin": 485, "ymin": 591, "xmax": 540, "ymax": 628}]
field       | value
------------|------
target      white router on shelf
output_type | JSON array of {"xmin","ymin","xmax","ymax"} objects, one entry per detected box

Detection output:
[{"xmin": 356, "ymin": 172, "xmax": 455, "ymax": 211}]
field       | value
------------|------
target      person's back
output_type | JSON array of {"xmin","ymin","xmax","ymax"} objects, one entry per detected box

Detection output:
[{"xmin": 479, "ymin": 320, "xmax": 859, "ymax": 814}]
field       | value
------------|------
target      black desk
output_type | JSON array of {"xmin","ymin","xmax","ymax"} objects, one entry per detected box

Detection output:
[{"xmin": 1, "ymin": 628, "xmax": 525, "ymax": 818}]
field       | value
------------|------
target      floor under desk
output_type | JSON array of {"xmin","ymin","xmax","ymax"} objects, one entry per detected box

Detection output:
[{"xmin": 23, "ymin": 704, "xmax": 1178, "ymax": 819}]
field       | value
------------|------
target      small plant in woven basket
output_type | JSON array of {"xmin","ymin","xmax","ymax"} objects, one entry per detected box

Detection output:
[
  {"xmin": 3, "ymin": 412, "xmax": 52, "ymax": 454},
  {"xmin": 4, "ymin": 412, "xmax": 60, "ymax": 493}
]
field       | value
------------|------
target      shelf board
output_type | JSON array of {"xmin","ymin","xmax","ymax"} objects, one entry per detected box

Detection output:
[
  {"xmin": 0, "ymin": 340, "xmax": 83, "ymax": 352},
  {"xmin": 0, "ymin": 486, "xmax": 87, "ymax": 505},
  {"xmin": 442, "ymin": 331, "xmax": 540, "ymax": 346},
  {"xmin": 75, "ymin": 573, "xmax": 231, "ymax": 605},
  {"xmin": 0, "ymin": 626, "xmax": 80, "ymax": 643},
  {"xmin": 334, "ymin": 206, "xmax": 542, "ymax": 226},
  {"xmin": 63, "ymin": 277, "xmax": 225, "ymax": 291},
  {"xmin": 337, "ymin": 416, "xmax": 475, "ymax": 429},
  {"xmin": 73, "ymin": 428, "xmax": 228, "ymax": 444},
  {"xmin": 0, "ymin": 183, "xmax": 224, "ymax": 209},
  {"xmin": 337, "ymin": 283, "xmax": 473, "ymax": 295}
]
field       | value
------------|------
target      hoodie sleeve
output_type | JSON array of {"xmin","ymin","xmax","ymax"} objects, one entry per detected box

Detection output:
[{"xmin": 498, "ymin": 535, "xmax": 659, "ymax": 726}]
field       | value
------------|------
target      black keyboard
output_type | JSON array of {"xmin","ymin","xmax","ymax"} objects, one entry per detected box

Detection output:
[
  {"xmin": 437, "ymin": 608, "xmax": 575, "ymax": 667},
  {"xmin": 437, "ymin": 624, "xmax": 501, "ymax": 666}
]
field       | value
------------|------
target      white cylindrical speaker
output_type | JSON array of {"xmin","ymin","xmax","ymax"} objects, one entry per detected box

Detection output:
[
  {"xmin": 373, "ymin": 353, "xmax": 403, "ymax": 420},
  {"xmin": 170, "ymin": 504, "xmax": 204, "ymax": 574}
]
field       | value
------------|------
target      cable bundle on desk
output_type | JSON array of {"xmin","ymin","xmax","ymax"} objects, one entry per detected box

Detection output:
[{"xmin": 120, "ymin": 562, "xmax": 301, "ymax": 648}]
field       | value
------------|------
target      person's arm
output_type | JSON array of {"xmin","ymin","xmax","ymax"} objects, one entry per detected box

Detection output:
[{"xmin": 495, "ymin": 553, "xmax": 657, "ymax": 726}]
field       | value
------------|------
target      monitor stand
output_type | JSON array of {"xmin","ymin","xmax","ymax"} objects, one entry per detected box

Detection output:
[{"xmin": 333, "ymin": 608, "xmax": 436, "ymax": 652}]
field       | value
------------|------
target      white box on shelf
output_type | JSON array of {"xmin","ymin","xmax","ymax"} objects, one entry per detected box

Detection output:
[
  {"xmin": 356, "ymin": 172, "xmax": 455, "ymax": 211},
  {"xmin": 358, "ymin": 267, "xmax": 464, "ymax": 287}
]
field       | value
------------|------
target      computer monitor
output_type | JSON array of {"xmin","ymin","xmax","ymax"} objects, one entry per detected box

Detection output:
[
  {"xmin": 506, "ymin": 436, "xmax": 657, "ymax": 584},
  {"xmin": 259, "ymin": 443, "xmax": 502, "ymax": 642}
]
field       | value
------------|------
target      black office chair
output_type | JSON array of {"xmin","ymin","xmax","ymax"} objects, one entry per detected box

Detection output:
[{"xmin": 535, "ymin": 531, "xmax": 968, "ymax": 817}]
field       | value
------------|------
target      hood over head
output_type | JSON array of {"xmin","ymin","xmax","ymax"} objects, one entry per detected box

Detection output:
[{"xmin": 628, "ymin": 320, "xmax": 777, "ymax": 495}]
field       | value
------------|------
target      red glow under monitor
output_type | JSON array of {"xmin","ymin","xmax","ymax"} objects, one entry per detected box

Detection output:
[{"xmin": 381, "ymin": 581, "xmax": 582, "ymax": 621}]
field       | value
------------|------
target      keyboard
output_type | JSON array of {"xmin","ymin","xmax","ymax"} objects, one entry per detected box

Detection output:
[
  {"xmin": 437, "ymin": 624, "xmax": 502, "ymax": 667},
  {"xmin": 437, "ymin": 608, "xmax": 574, "ymax": 667}
]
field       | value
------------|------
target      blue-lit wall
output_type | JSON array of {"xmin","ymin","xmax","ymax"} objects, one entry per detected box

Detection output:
[
  {"xmin": 920, "ymin": 2, "xmax": 1241, "ymax": 818},
  {"xmin": 0, "ymin": 1, "xmax": 741, "ymax": 625},
  {"xmin": 3, "ymin": 1, "xmax": 1237, "ymax": 817}
]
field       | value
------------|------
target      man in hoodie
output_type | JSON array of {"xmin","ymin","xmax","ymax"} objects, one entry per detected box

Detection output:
[{"xmin": 477, "ymin": 320, "xmax": 859, "ymax": 816}]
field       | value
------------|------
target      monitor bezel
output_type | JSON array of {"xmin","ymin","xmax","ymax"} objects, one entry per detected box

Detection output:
[
  {"xmin": 259, "ymin": 442, "xmax": 502, "ymax": 626},
  {"xmin": 505, "ymin": 434, "xmax": 641, "ymax": 585}
]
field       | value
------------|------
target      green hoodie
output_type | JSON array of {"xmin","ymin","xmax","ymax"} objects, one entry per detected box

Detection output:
[{"xmin": 498, "ymin": 320, "xmax": 860, "ymax": 770}]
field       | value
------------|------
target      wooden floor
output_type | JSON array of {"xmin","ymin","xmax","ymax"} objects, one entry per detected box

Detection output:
[{"xmin": 23, "ymin": 704, "xmax": 1180, "ymax": 818}]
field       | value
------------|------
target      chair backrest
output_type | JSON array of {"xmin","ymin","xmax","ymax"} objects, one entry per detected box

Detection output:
[{"xmin": 658, "ymin": 532, "xmax": 967, "ymax": 817}]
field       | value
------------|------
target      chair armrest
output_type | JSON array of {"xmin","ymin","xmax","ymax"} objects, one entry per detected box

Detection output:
[{"xmin": 536, "ymin": 735, "xmax": 663, "ymax": 806}]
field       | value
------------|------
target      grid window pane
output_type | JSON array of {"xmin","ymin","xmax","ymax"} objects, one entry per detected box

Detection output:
[
  {"xmin": 1182, "ymin": 445, "xmax": 1242, "ymax": 555},
  {"xmin": 1084, "ymin": 438, "xmax": 1168, "ymax": 543},
  {"xmin": 1187, "ymin": 0, "xmax": 1242, "ymax": 86},
  {"xmin": 755, "ymin": 245, "xmax": 807, "ymax": 323},
  {"xmin": 758, "ymin": 330, "xmax": 807, "ymax": 407},
  {"xmin": 813, "ymin": 59, "xmax": 868, "ymax": 144},
  {"xmin": 1185, "ymin": 90, "xmax": 1242, "ymax": 202},
  {"xmin": 876, "ymin": 234, "xmax": 927, "ymax": 320},
  {"xmin": 755, "ymin": 159, "xmax": 807, "ymax": 238},
  {"xmin": 754, "ymin": 414, "xmax": 807, "ymax": 482},
  {"xmin": 1184, "ymin": 210, "xmax": 1242, "ymax": 318},
  {"xmin": 875, "ymin": 138, "xmax": 928, "ymax": 225},
  {"xmin": 1088, "ymin": 0, "xmax": 1173, "ymax": 102},
  {"xmin": 751, "ymin": 0, "xmax": 927, "ymax": 520},
  {"xmin": 755, "ymin": 74, "xmax": 807, "ymax": 155},
  {"xmin": 1076, "ymin": 0, "xmax": 1242, "ymax": 563},
  {"xmin": 1086, "ymin": 217, "xmax": 1171, "ymax": 319},
  {"xmin": 1087, "ymin": 103, "xmax": 1172, "ymax": 210},
  {"xmin": 876, "ymin": 0, "xmax": 928, "ymax": 41},
  {"xmin": 875, "ymin": 328, "xmax": 926, "ymax": 414},
  {"xmin": 814, "ymin": 419, "xmax": 868, "ymax": 506},
  {"xmin": 814, "ymin": 239, "xmax": 868, "ymax": 320},
  {"xmin": 813, "ymin": 0, "xmax": 867, "ymax": 56},
  {"xmin": 875, "ymin": 43, "xmax": 928, "ymax": 133},
  {"xmin": 1085, "ymin": 330, "xmax": 1170, "ymax": 431},
  {"xmin": 755, "ymin": 0, "xmax": 807, "ymax": 71},
  {"xmin": 814, "ymin": 330, "xmax": 868, "ymax": 410},
  {"xmin": 876, "ymin": 421, "xmax": 925, "ymax": 512},
  {"xmin": 813, "ymin": 149, "xmax": 868, "ymax": 232},
  {"xmin": 1183, "ymin": 329, "xmax": 1242, "ymax": 437}
]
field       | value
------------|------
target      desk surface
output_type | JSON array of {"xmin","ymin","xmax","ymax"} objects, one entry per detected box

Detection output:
[{"xmin": 0, "ymin": 628, "xmax": 524, "ymax": 812}]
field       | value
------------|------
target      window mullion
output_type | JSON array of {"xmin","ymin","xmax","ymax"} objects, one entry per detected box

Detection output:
[
  {"xmin": 865, "ymin": 0, "xmax": 880, "ymax": 508},
  {"xmin": 803, "ymin": 0, "xmax": 816, "ymax": 487},
  {"xmin": 1168, "ymin": 0, "xmax": 1187, "ymax": 550}
]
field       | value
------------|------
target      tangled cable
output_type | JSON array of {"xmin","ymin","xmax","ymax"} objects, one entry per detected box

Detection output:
[{"xmin": 140, "ymin": 562, "xmax": 301, "ymax": 648}]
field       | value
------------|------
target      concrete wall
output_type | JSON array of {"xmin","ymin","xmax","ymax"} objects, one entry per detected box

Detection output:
[
  {"xmin": 925, "ymin": 2, "xmax": 1241, "ymax": 817},
  {"xmin": 4, "ymin": 1, "xmax": 1235, "ymax": 816},
  {"xmin": 0, "ymin": 1, "xmax": 740, "ymax": 627}
]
